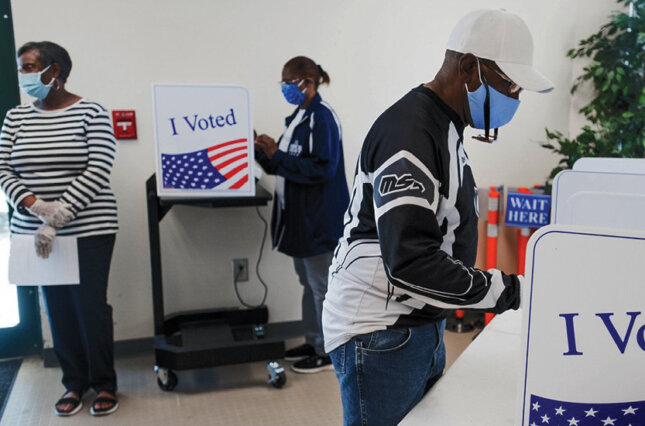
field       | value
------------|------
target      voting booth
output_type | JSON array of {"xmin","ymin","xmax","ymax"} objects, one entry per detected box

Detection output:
[
  {"xmin": 152, "ymin": 84, "xmax": 255, "ymax": 198},
  {"xmin": 573, "ymin": 157, "xmax": 645, "ymax": 174},
  {"xmin": 146, "ymin": 84, "xmax": 302, "ymax": 391},
  {"xmin": 403, "ymin": 158, "xmax": 645, "ymax": 425},
  {"xmin": 518, "ymin": 163, "xmax": 645, "ymax": 424},
  {"xmin": 518, "ymin": 225, "xmax": 645, "ymax": 425},
  {"xmin": 551, "ymin": 169, "xmax": 645, "ymax": 231}
]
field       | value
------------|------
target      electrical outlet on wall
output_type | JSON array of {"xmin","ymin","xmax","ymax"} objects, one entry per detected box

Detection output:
[{"xmin": 232, "ymin": 258, "xmax": 248, "ymax": 282}]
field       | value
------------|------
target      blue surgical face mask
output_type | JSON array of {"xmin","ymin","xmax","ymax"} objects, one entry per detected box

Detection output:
[
  {"xmin": 281, "ymin": 80, "xmax": 306, "ymax": 105},
  {"xmin": 18, "ymin": 65, "xmax": 54, "ymax": 100},
  {"xmin": 466, "ymin": 60, "xmax": 520, "ymax": 131}
]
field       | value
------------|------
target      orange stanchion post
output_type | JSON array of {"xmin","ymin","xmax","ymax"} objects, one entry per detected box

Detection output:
[
  {"xmin": 517, "ymin": 227, "xmax": 531, "ymax": 275},
  {"xmin": 486, "ymin": 186, "xmax": 500, "ymax": 268},
  {"xmin": 484, "ymin": 186, "xmax": 501, "ymax": 326},
  {"xmin": 516, "ymin": 187, "xmax": 532, "ymax": 275},
  {"xmin": 530, "ymin": 185, "xmax": 544, "ymax": 237}
]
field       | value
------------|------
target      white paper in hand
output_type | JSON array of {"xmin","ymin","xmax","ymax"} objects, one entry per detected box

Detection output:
[{"xmin": 8, "ymin": 234, "xmax": 80, "ymax": 286}]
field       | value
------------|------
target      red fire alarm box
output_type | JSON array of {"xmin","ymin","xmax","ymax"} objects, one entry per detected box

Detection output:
[{"xmin": 111, "ymin": 110, "xmax": 137, "ymax": 139}]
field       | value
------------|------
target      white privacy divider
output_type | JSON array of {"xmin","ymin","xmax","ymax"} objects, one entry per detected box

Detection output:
[
  {"xmin": 152, "ymin": 84, "xmax": 255, "ymax": 199},
  {"xmin": 517, "ymin": 225, "xmax": 645, "ymax": 425},
  {"xmin": 551, "ymin": 169, "xmax": 645, "ymax": 230},
  {"xmin": 573, "ymin": 157, "xmax": 645, "ymax": 173}
]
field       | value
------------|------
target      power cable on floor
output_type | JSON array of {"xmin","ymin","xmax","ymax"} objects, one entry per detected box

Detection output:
[{"xmin": 232, "ymin": 206, "xmax": 269, "ymax": 308}]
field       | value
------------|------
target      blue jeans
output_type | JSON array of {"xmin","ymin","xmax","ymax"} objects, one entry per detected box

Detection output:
[{"xmin": 329, "ymin": 320, "xmax": 446, "ymax": 426}]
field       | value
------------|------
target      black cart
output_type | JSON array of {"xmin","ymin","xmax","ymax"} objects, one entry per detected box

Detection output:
[{"xmin": 146, "ymin": 175, "xmax": 303, "ymax": 390}]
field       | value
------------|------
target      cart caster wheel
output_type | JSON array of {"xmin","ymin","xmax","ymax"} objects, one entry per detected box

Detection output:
[
  {"xmin": 155, "ymin": 366, "xmax": 178, "ymax": 391},
  {"xmin": 266, "ymin": 361, "xmax": 286, "ymax": 389}
]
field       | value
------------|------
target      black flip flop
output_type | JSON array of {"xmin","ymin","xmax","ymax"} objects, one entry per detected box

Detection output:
[
  {"xmin": 90, "ymin": 392, "xmax": 119, "ymax": 416},
  {"xmin": 54, "ymin": 392, "xmax": 83, "ymax": 417}
]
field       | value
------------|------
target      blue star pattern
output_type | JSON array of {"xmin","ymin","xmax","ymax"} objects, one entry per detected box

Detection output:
[
  {"xmin": 162, "ymin": 149, "xmax": 225, "ymax": 189},
  {"xmin": 528, "ymin": 394, "xmax": 643, "ymax": 426}
]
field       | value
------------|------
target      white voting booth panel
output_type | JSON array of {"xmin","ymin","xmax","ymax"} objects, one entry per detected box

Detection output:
[
  {"xmin": 551, "ymin": 170, "xmax": 645, "ymax": 231},
  {"xmin": 152, "ymin": 84, "xmax": 255, "ymax": 199},
  {"xmin": 573, "ymin": 157, "xmax": 645, "ymax": 174},
  {"xmin": 518, "ymin": 225, "xmax": 645, "ymax": 425}
]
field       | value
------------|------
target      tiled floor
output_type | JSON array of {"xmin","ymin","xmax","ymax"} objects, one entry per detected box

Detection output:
[{"xmin": 0, "ymin": 331, "xmax": 477, "ymax": 426}]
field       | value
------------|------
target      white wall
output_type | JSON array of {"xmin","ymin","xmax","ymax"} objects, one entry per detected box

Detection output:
[{"xmin": 9, "ymin": 0, "xmax": 616, "ymax": 345}]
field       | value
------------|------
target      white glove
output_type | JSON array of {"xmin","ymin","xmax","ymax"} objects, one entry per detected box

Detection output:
[
  {"xmin": 35, "ymin": 224, "xmax": 57, "ymax": 259},
  {"xmin": 28, "ymin": 199, "xmax": 74, "ymax": 228}
]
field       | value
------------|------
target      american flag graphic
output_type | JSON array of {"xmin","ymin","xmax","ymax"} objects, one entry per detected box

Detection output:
[
  {"xmin": 528, "ymin": 394, "xmax": 644, "ymax": 425},
  {"xmin": 161, "ymin": 138, "xmax": 249, "ymax": 190}
]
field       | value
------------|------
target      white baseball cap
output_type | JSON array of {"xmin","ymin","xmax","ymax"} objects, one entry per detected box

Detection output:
[{"xmin": 446, "ymin": 9, "xmax": 554, "ymax": 93}]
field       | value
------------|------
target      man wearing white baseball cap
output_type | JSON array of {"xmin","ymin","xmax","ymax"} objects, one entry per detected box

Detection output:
[
  {"xmin": 322, "ymin": 9, "xmax": 553, "ymax": 425},
  {"xmin": 446, "ymin": 8, "xmax": 554, "ymax": 141}
]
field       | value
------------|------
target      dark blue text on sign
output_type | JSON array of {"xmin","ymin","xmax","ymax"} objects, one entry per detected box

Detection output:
[{"xmin": 505, "ymin": 192, "xmax": 551, "ymax": 228}]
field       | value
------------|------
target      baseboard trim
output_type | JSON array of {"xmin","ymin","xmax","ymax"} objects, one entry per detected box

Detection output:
[{"xmin": 43, "ymin": 337, "xmax": 154, "ymax": 368}]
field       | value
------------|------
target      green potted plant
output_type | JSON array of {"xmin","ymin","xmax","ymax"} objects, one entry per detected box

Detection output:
[{"xmin": 542, "ymin": 0, "xmax": 645, "ymax": 180}]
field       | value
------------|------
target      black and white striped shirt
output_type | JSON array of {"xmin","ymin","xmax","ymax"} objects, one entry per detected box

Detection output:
[{"xmin": 0, "ymin": 99, "xmax": 118, "ymax": 237}]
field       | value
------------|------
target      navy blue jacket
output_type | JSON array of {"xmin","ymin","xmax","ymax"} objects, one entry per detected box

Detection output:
[{"xmin": 256, "ymin": 93, "xmax": 349, "ymax": 258}]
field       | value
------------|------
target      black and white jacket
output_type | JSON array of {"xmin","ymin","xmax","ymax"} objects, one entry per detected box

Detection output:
[{"xmin": 322, "ymin": 86, "xmax": 520, "ymax": 353}]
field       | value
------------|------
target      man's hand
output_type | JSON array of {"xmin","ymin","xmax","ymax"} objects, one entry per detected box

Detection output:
[
  {"xmin": 27, "ymin": 199, "xmax": 74, "ymax": 228},
  {"xmin": 254, "ymin": 134, "xmax": 279, "ymax": 159},
  {"xmin": 35, "ymin": 224, "xmax": 57, "ymax": 259},
  {"xmin": 516, "ymin": 275, "xmax": 524, "ymax": 309}
]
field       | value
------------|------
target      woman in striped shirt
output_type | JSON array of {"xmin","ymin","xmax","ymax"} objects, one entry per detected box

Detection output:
[{"xmin": 0, "ymin": 41, "xmax": 119, "ymax": 417}]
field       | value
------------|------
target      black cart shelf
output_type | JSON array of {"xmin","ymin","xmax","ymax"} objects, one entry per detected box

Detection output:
[{"xmin": 146, "ymin": 174, "xmax": 303, "ymax": 390}]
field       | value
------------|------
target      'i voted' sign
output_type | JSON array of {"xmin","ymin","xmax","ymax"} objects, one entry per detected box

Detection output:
[
  {"xmin": 152, "ymin": 84, "xmax": 255, "ymax": 199},
  {"xmin": 505, "ymin": 192, "xmax": 551, "ymax": 228},
  {"xmin": 518, "ymin": 225, "xmax": 645, "ymax": 425}
]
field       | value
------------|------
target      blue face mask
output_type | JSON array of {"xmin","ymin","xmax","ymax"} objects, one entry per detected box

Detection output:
[
  {"xmin": 466, "ymin": 61, "xmax": 520, "ymax": 135},
  {"xmin": 18, "ymin": 65, "xmax": 54, "ymax": 100},
  {"xmin": 281, "ymin": 80, "xmax": 306, "ymax": 105}
]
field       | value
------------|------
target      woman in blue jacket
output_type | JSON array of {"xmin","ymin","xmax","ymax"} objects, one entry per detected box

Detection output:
[{"xmin": 255, "ymin": 56, "xmax": 349, "ymax": 373}]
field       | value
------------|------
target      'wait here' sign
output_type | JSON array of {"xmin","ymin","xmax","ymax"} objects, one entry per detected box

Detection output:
[{"xmin": 505, "ymin": 192, "xmax": 551, "ymax": 228}]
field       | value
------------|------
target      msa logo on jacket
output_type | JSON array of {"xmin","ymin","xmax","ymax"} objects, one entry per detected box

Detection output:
[
  {"xmin": 378, "ymin": 173, "xmax": 425, "ymax": 196},
  {"xmin": 373, "ymin": 151, "xmax": 438, "ymax": 218}
]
